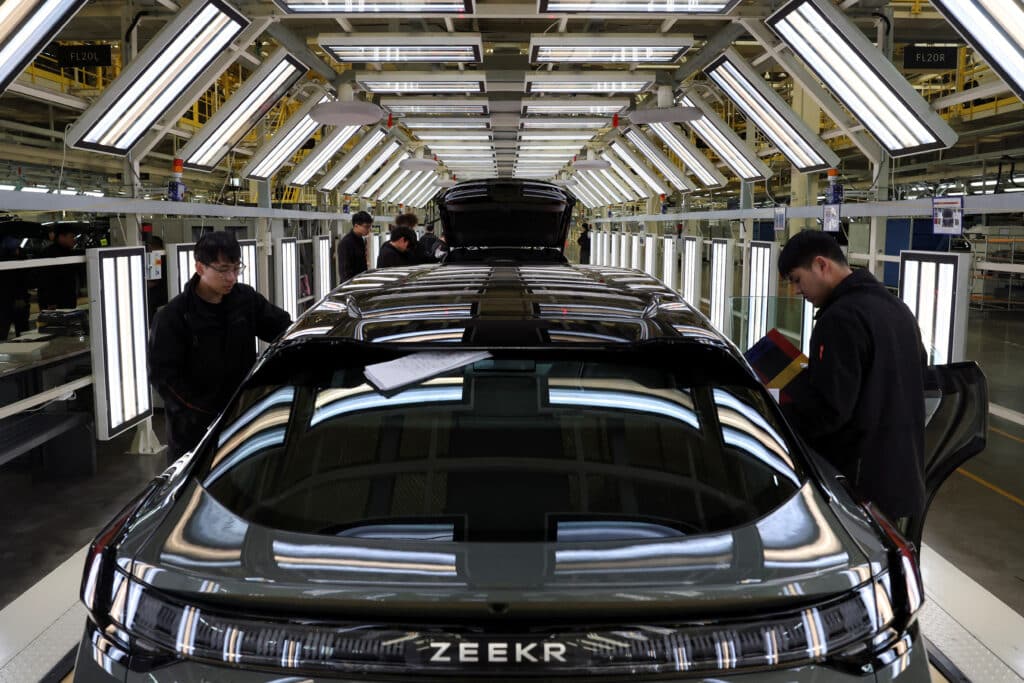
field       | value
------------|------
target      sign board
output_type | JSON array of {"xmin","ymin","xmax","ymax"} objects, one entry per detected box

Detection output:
[
  {"xmin": 56, "ymin": 45, "xmax": 112, "ymax": 68},
  {"xmin": 903, "ymin": 45, "xmax": 957, "ymax": 70},
  {"xmin": 932, "ymin": 196, "xmax": 964, "ymax": 235},
  {"xmin": 823, "ymin": 204, "xmax": 840, "ymax": 233}
]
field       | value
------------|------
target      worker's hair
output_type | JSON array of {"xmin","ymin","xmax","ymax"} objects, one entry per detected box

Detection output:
[
  {"xmin": 195, "ymin": 231, "xmax": 241, "ymax": 265},
  {"xmin": 778, "ymin": 229, "xmax": 847, "ymax": 276},
  {"xmin": 394, "ymin": 212, "xmax": 419, "ymax": 228},
  {"xmin": 389, "ymin": 226, "xmax": 417, "ymax": 245},
  {"xmin": 351, "ymin": 211, "xmax": 374, "ymax": 227}
]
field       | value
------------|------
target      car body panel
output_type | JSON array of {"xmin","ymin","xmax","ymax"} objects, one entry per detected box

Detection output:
[{"xmin": 438, "ymin": 179, "xmax": 575, "ymax": 249}]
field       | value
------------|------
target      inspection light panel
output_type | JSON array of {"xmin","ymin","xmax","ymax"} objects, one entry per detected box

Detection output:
[
  {"xmin": 275, "ymin": 0, "xmax": 472, "ymax": 13},
  {"xmin": 522, "ymin": 97, "xmax": 629, "ymax": 116},
  {"xmin": 801, "ymin": 299, "xmax": 815, "ymax": 357},
  {"xmin": 662, "ymin": 236, "xmax": 676, "ymax": 287},
  {"xmin": 679, "ymin": 91, "xmax": 772, "ymax": 181},
  {"xmin": 67, "ymin": 0, "xmax": 250, "ymax": 155},
  {"xmin": 313, "ymin": 235, "xmax": 331, "ymax": 299},
  {"xmin": 238, "ymin": 239, "xmax": 258, "ymax": 291},
  {"xmin": 320, "ymin": 33, "xmax": 482, "ymax": 63},
  {"xmin": 630, "ymin": 234, "xmax": 643, "ymax": 269},
  {"xmin": 87, "ymin": 247, "xmax": 153, "ymax": 440},
  {"xmin": 520, "ymin": 118, "xmax": 607, "ymax": 130},
  {"xmin": 600, "ymin": 151, "xmax": 647, "ymax": 198},
  {"xmin": 706, "ymin": 49, "xmax": 839, "ymax": 173},
  {"xmin": 275, "ymin": 237, "xmax": 299, "ymax": 320},
  {"xmin": 0, "ymin": 0, "xmax": 91, "ymax": 95},
  {"xmin": 624, "ymin": 128, "xmax": 694, "ymax": 192},
  {"xmin": 644, "ymin": 235, "xmax": 657, "ymax": 276},
  {"xmin": 319, "ymin": 128, "xmax": 388, "ymax": 191},
  {"xmin": 242, "ymin": 93, "xmax": 330, "ymax": 180},
  {"xmin": 647, "ymin": 122, "xmax": 728, "ymax": 188},
  {"xmin": 524, "ymin": 71, "xmax": 652, "ymax": 95},
  {"xmin": 166, "ymin": 243, "xmax": 196, "ymax": 298},
  {"xmin": 343, "ymin": 140, "xmax": 402, "ymax": 195},
  {"xmin": 681, "ymin": 235, "xmax": 701, "ymax": 307},
  {"xmin": 381, "ymin": 97, "xmax": 489, "ymax": 114},
  {"xmin": 618, "ymin": 233, "xmax": 630, "ymax": 268},
  {"xmin": 608, "ymin": 139, "xmax": 668, "ymax": 196},
  {"xmin": 528, "ymin": 33, "xmax": 691, "ymax": 64},
  {"xmin": 403, "ymin": 117, "xmax": 491, "ymax": 129},
  {"xmin": 767, "ymin": 0, "xmax": 957, "ymax": 156},
  {"xmin": 608, "ymin": 231, "xmax": 621, "ymax": 266},
  {"xmin": 899, "ymin": 251, "xmax": 971, "ymax": 364},
  {"xmin": 357, "ymin": 71, "xmax": 486, "ymax": 94},
  {"xmin": 181, "ymin": 49, "xmax": 306, "ymax": 172},
  {"xmin": 537, "ymin": 0, "xmax": 740, "ymax": 13},
  {"xmin": 284, "ymin": 124, "xmax": 361, "ymax": 186},
  {"xmin": 744, "ymin": 241, "xmax": 779, "ymax": 351},
  {"xmin": 709, "ymin": 238, "xmax": 734, "ymax": 336}
]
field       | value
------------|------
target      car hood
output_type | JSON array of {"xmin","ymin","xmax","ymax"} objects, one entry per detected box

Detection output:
[
  {"xmin": 438, "ymin": 179, "xmax": 575, "ymax": 250},
  {"xmin": 121, "ymin": 478, "xmax": 879, "ymax": 621}
]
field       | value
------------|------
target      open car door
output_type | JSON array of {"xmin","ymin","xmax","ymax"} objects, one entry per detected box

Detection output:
[{"xmin": 906, "ymin": 361, "xmax": 988, "ymax": 547}]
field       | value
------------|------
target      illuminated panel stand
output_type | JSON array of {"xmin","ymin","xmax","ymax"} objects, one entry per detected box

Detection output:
[
  {"xmin": 313, "ymin": 234, "xmax": 331, "ymax": 299},
  {"xmin": 681, "ymin": 235, "xmax": 702, "ymax": 307},
  {"xmin": 709, "ymin": 238, "xmax": 734, "ymax": 336},
  {"xmin": 166, "ymin": 242, "xmax": 196, "ymax": 298},
  {"xmin": 237, "ymin": 239, "xmax": 258, "ymax": 291},
  {"xmin": 598, "ymin": 231, "xmax": 611, "ymax": 266},
  {"xmin": 644, "ymin": 235, "xmax": 657, "ymax": 277},
  {"xmin": 274, "ymin": 237, "xmax": 298, "ymax": 320},
  {"xmin": 618, "ymin": 234, "xmax": 630, "ymax": 269},
  {"xmin": 609, "ymin": 231, "xmax": 620, "ymax": 267},
  {"xmin": 368, "ymin": 231, "xmax": 383, "ymax": 268},
  {"xmin": 898, "ymin": 251, "xmax": 971, "ymax": 364},
  {"xmin": 662, "ymin": 236, "xmax": 676, "ymax": 289},
  {"xmin": 801, "ymin": 299, "xmax": 816, "ymax": 357},
  {"xmin": 87, "ymin": 247, "xmax": 153, "ymax": 440},
  {"xmin": 744, "ymin": 241, "xmax": 780, "ymax": 351},
  {"xmin": 630, "ymin": 234, "xmax": 642, "ymax": 270}
]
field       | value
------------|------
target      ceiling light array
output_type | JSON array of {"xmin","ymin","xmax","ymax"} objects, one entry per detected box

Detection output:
[
  {"xmin": 537, "ymin": 0, "xmax": 740, "ymax": 13},
  {"xmin": 623, "ymin": 128, "xmax": 694, "ymax": 192},
  {"xmin": 528, "ymin": 34, "xmax": 692, "ymax": 64},
  {"xmin": 319, "ymin": 128, "xmax": 388, "ymax": 191},
  {"xmin": 521, "ymin": 98, "xmax": 629, "ymax": 116},
  {"xmin": 608, "ymin": 140, "xmax": 667, "ymax": 196},
  {"xmin": 386, "ymin": 169, "xmax": 427, "ymax": 203},
  {"xmin": 241, "ymin": 93, "xmax": 330, "ymax": 180},
  {"xmin": 319, "ymin": 33, "xmax": 482, "ymax": 63},
  {"xmin": 599, "ymin": 151, "xmax": 648, "ymax": 198},
  {"xmin": 677, "ymin": 92, "xmax": 772, "ymax": 182},
  {"xmin": 180, "ymin": 49, "xmax": 306, "ymax": 172},
  {"xmin": 275, "ymin": 0, "xmax": 471, "ymax": 13},
  {"xmin": 67, "ymin": 0, "xmax": 250, "ymax": 155},
  {"xmin": 361, "ymin": 151, "xmax": 410, "ymax": 197},
  {"xmin": 381, "ymin": 97, "xmax": 488, "ymax": 114},
  {"xmin": 0, "ymin": 0, "xmax": 90, "ymax": 95},
  {"xmin": 767, "ymin": 0, "xmax": 957, "ymax": 157},
  {"xmin": 646, "ymin": 122, "xmax": 728, "ymax": 188},
  {"xmin": 342, "ymin": 139, "xmax": 401, "ymax": 195},
  {"xmin": 520, "ymin": 118, "xmax": 607, "ymax": 130},
  {"xmin": 357, "ymin": 71, "xmax": 486, "ymax": 94},
  {"xmin": 403, "ymin": 117, "xmax": 490, "ymax": 129},
  {"xmin": 283, "ymin": 124, "xmax": 360, "ymax": 186},
  {"xmin": 524, "ymin": 72, "xmax": 652, "ymax": 95}
]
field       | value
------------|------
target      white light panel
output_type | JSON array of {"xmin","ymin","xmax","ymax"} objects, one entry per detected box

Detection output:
[
  {"xmin": 600, "ymin": 151, "xmax": 647, "ymax": 198},
  {"xmin": 744, "ymin": 241, "xmax": 778, "ymax": 351},
  {"xmin": 67, "ymin": 0, "xmax": 250, "ymax": 155},
  {"xmin": 383, "ymin": 169, "xmax": 424, "ymax": 203},
  {"xmin": 706, "ymin": 49, "xmax": 839, "ymax": 172},
  {"xmin": 899, "ymin": 251, "xmax": 971, "ymax": 364},
  {"xmin": 624, "ymin": 128, "xmax": 694, "ymax": 192},
  {"xmin": 522, "ymin": 98, "xmax": 629, "ymax": 116},
  {"xmin": 647, "ymin": 122, "xmax": 728, "ymax": 188},
  {"xmin": 319, "ymin": 128, "xmax": 388, "ymax": 191},
  {"xmin": 538, "ymin": 0, "xmax": 739, "ymax": 12},
  {"xmin": 710, "ymin": 238, "xmax": 734, "ymax": 335},
  {"xmin": 618, "ymin": 234, "xmax": 630, "ymax": 268},
  {"xmin": 801, "ymin": 298, "xmax": 815, "ymax": 357},
  {"xmin": 576, "ymin": 172, "xmax": 613, "ymax": 205},
  {"xmin": 767, "ymin": 0, "xmax": 957, "ymax": 156},
  {"xmin": 609, "ymin": 231, "xmax": 621, "ymax": 265},
  {"xmin": 166, "ymin": 243, "xmax": 196, "ymax": 298},
  {"xmin": 520, "ymin": 118, "xmax": 607, "ymax": 130},
  {"xmin": 630, "ymin": 234, "xmax": 643, "ymax": 269},
  {"xmin": 319, "ymin": 32, "xmax": 482, "ymax": 63},
  {"xmin": 403, "ymin": 117, "xmax": 490, "ymax": 129},
  {"xmin": 679, "ymin": 91, "xmax": 773, "ymax": 181},
  {"xmin": 242, "ymin": 93, "xmax": 330, "ymax": 180},
  {"xmin": 662, "ymin": 236, "xmax": 676, "ymax": 287},
  {"xmin": 598, "ymin": 166, "xmax": 637, "ymax": 200},
  {"xmin": 681, "ymin": 235, "xmax": 701, "ymax": 306},
  {"xmin": 608, "ymin": 139, "xmax": 668, "ymax": 196},
  {"xmin": 357, "ymin": 71, "xmax": 486, "ymax": 94},
  {"xmin": 381, "ymin": 97, "xmax": 488, "ymax": 114},
  {"xmin": 343, "ymin": 140, "xmax": 401, "ymax": 195},
  {"xmin": 363, "ymin": 152, "xmax": 410, "ymax": 197},
  {"xmin": 0, "ymin": 0, "xmax": 90, "ymax": 94},
  {"xmin": 238, "ymin": 239, "xmax": 258, "ymax": 291},
  {"xmin": 525, "ymin": 72, "xmax": 652, "ymax": 94},
  {"xmin": 284, "ymin": 124, "xmax": 361, "ymax": 186},
  {"xmin": 396, "ymin": 171, "xmax": 435, "ymax": 205},
  {"xmin": 528, "ymin": 33, "xmax": 691, "ymax": 64},
  {"xmin": 644, "ymin": 235, "xmax": 657, "ymax": 276},
  {"xmin": 87, "ymin": 247, "xmax": 152, "ymax": 440},
  {"xmin": 275, "ymin": 237, "xmax": 298, "ymax": 320},
  {"xmin": 313, "ymin": 234, "xmax": 331, "ymax": 299},
  {"xmin": 276, "ymin": 0, "xmax": 471, "ymax": 12}
]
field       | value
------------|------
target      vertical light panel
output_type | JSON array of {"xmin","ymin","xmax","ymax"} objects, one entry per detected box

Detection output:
[
  {"xmin": 710, "ymin": 238, "xmax": 734, "ymax": 335},
  {"xmin": 237, "ymin": 239, "xmax": 258, "ymax": 291},
  {"xmin": 609, "ymin": 231, "xmax": 620, "ymax": 267},
  {"xmin": 643, "ymin": 235, "xmax": 657, "ymax": 276},
  {"xmin": 619, "ymin": 234, "xmax": 630, "ymax": 268},
  {"xmin": 242, "ymin": 93, "xmax": 330, "ymax": 180},
  {"xmin": 368, "ymin": 231, "xmax": 383, "ymax": 268},
  {"xmin": 275, "ymin": 237, "xmax": 298, "ymax": 320},
  {"xmin": 801, "ymin": 299, "xmax": 816, "ymax": 357},
  {"xmin": 898, "ymin": 251, "xmax": 971, "ymax": 364},
  {"xmin": 662, "ymin": 236, "xmax": 676, "ymax": 289},
  {"xmin": 630, "ymin": 235, "xmax": 642, "ymax": 270},
  {"xmin": 87, "ymin": 247, "xmax": 153, "ymax": 440},
  {"xmin": 745, "ymin": 241, "xmax": 779, "ymax": 350},
  {"xmin": 681, "ymin": 235, "xmax": 702, "ymax": 306},
  {"xmin": 166, "ymin": 243, "xmax": 196, "ymax": 299},
  {"xmin": 313, "ymin": 234, "xmax": 331, "ymax": 299}
]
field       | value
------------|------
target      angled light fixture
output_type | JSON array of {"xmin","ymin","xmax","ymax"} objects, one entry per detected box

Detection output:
[
  {"xmin": 67, "ymin": 0, "xmax": 250, "ymax": 155},
  {"xmin": 406, "ymin": 175, "xmax": 440, "ymax": 206},
  {"xmin": 357, "ymin": 71, "xmax": 485, "ymax": 94},
  {"xmin": 362, "ymin": 151, "xmax": 410, "ymax": 197},
  {"xmin": 521, "ymin": 97, "xmax": 629, "ymax": 116},
  {"xmin": 275, "ymin": 0, "xmax": 472, "ymax": 13},
  {"xmin": 241, "ymin": 92, "xmax": 330, "ymax": 180},
  {"xmin": 403, "ymin": 116, "xmax": 491, "ymax": 129},
  {"xmin": 568, "ymin": 181, "xmax": 600, "ymax": 207},
  {"xmin": 520, "ymin": 117, "xmax": 607, "ymax": 130},
  {"xmin": 598, "ymin": 166, "xmax": 638, "ymax": 199},
  {"xmin": 599, "ymin": 150, "xmax": 646, "ymax": 198},
  {"xmin": 379, "ymin": 167, "xmax": 413, "ymax": 201},
  {"xmin": 0, "ymin": 0, "xmax": 91, "ymax": 95},
  {"xmin": 386, "ymin": 170, "xmax": 427, "ymax": 203},
  {"xmin": 678, "ymin": 91, "xmax": 772, "ymax": 181},
  {"xmin": 528, "ymin": 33, "xmax": 692, "ymax": 64},
  {"xmin": 585, "ymin": 169, "xmax": 627, "ymax": 203},
  {"xmin": 706, "ymin": 49, "xmax": 839, "ymax": 172},
  {"xmin": 342, "ymin": 139, "xmax": 401, "ymax": 195},
  {"xmin": 538, "ymin": 0, "xmax": 739, "ymax": 13},
  {"xmin": 766, "ymin": 0, "xmax": 958, "ymax": 156},
  {"xmin": 417, "ymin": 132, "xmax": 491, "ymax": 141},
  {"xmin": 180, "ymin": 48, "xmax": 306, "ymax": 172},
  {"xmin": 283, "ymin": 123, "xmax": 361, "ymax": 186},
  {"xmin": 572, "ymin": 147, "xmax": 610, "ymax": 170},
  {"xmin": 608, "ymin": 139, "xmax": 667, "ymax": 196},
  {"xmin": 575, "ymin": 172, "xmax": 614, "ymax": 205},
  {"xmin": 623, "ymin": 128, "xmax": 694, "ymax": 192},
  {"xmin": 396, "ymin": 170, "xmax": 435, "ymax": 205},
  {"xmin": 319, "ymin": 32, "xmax": 482, "ymax": 63},
  {"xmin": 319, "ymin": 128, "xmax": 389, "ymax": 191},
  {"xmin": 381, "ymin": 97, "xmax": 488, "ymax": 114},
  {"xmin": 647, "ymin": 122, "xmax": 728, "ymax": 188},
  {"xmin": 524, "ymin": 71, "xmax": 653, "ymax": 95}
]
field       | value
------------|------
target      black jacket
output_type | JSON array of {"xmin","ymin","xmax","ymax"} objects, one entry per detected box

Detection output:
[
  {"xmin": 338, "ymin": 229, "xmax": 368, "ymax": 283},
  {"xmin": 377, "ymin": 242, "xmax": 412, "ymax": 268},
  {"xmin": 37, "ymin": 243, "xmax": 81, "ymax": 310},
  {"xmin": 149, "ymin": 275, "xmax": 291, "ymax": 457},
  {"xmin": 782, "ymin": 269, "xmax": 927, "ymax": 520}
]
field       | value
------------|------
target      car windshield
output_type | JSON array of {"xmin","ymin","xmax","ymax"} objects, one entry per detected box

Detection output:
[{"xmin": 199, "ymin": 348, "xmax": 804, "ymax": 542}]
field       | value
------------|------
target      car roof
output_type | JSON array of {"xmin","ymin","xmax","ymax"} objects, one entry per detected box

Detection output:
[{"xmin": 283, "ymin": 262, "xmax": 738, "ymax": 356}]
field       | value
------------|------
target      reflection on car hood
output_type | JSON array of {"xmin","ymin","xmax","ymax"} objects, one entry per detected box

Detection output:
[{"xmin": 122, "ymin": 479, "xmax": 872, "ymax": 619}]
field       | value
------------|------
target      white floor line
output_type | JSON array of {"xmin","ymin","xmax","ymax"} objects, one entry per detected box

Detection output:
[
  {"xmin": 921, "ymin": 543, "xmax": 1024, "ymax": 680},
  {"xmin": 990, "ymin": 402, "xmax": 1024, "ymax": 429}
]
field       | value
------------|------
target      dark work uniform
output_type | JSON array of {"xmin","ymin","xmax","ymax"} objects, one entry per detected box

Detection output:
[
  {"xmin": 377, "ymin": 242, "xmax": 412, "ymax": 268},
  {"xmin": 149, "ymin": 275, "xmax": 291, "ymax": 460},
  {"xmin": 338, "ymin": 229, "xmax": 368, "ymax": 283},
  {"xmin": 782, "ymin": 269, "xmax": 927, "ymax": 522},
  {"xmin": 578, "ymin": 231, "xmax": 591, "ymax": 264},
  {"xmin": 37, "ymin": 242, "xmax": 81, "ymax": 309}
]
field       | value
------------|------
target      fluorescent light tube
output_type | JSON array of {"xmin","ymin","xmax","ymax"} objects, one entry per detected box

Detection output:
[
  {"xmin": 284, "ymin": 124, "xmax": 360, "ymax": 186},
  {"xmin": 181, "ymin": 49, "xmax": 305, "ymax": 171},
  {"xmin": 574, "ymin": 172, "xmax": 611, "ymax": 205},
  {"xmin": 67, "ymin": 0, "xmax": 250, "ymax": 155},
  {"xmin": 320, "ymin": 32, "xmax": 482, "ymax": 63},
  {"xmin": 357, "ymin": 70, "xmax": 486, "ymax": 94},
  {"xmin": 608, "ymin": 139, "xmax": 667, "ymax": 195},
  {"xmin": 598, "ymin": 166, "xmax": 637, "ymax": 200},
  {"xmin": 520, "ymin": 118, "xmax": 607, "ymax": 129},
  {"xmin": 706, "ymin": 49, "xmax": 839, "ymax": 172},
  {"xmin": 646, "ymin": 122, "xmax": 727, "ymax": 188},
  {"xmin": 319, "ymin": 128, "xmax": 388, "ymax": 191},
  {"xmin": 624, "ymin": 128, "xmax": 694, "ymax": 192},
  {"xmin": 381, "ymin": 97, "xmax": 489, "ymax": 114},
  {"xmin": 525, "ymin": 72, "xmax": 652, "ymax": 94},
  {"xmin": 342, "ymin": 140, "xmax": 401, "ymax": 195},
  {"xmin": 528, "ymin": 33, "xmax": 691, "ymax": 64},
  {"xmin": 767, "ymin": 0, "xmax": 957, "ymax": 156},
  {"xmin": 403, "ymin": 117, "xmax": 491, "ymax": 129},
  {"xmin": 242, "ymin": 93, "xmax": 330, "ymax": 180},
  {"xmin": 429, "ymin": 144, "xmax": 494, "ymax": 150},
  {"xmin": 362, "ymin": 151, "xmax": 410, "ymax": 197},
  {"xmin": 538, "ymin": 0, "xmax": 739, "ymax": 13},
  {"xmin": 395, "ymin": 171, "xmax": 435, "ymax": 205},
  {"xmin": 379, "ymin": 168, "xmax": 412, "ymax": 201},
  {"xmin": 678, "ymin": 91, "xmax": 771, "ymax": 181},
  {"xmin": 383, "ymin": 170, "xmax": 424, "ymax": 203},
  {"xmin": 276, "ymin": 0, "xmax": 471, "ymax": 12},
  {"xmin": 0, "ymin": 0, "xmax": 90, "ymax": 95},
  {"xmin": 600, "ymin": 151, "xmax": 647, "ymax": 198},
  {"xmin": 417, "ymin": 132, "xmax": 491, "ymax": 141},
  {"xmin": 521, "ymin": 97, "xmax": 629, "ymax": 116},
  {"xmin": 585, "ymin": 169, "xmax": 627, "ymax": 203}
]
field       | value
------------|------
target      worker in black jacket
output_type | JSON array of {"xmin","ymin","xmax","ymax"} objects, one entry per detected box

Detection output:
[
  {"xmin": 338, "ymin": 211, "xmax": 373, "ymax": 282},
  {"xmin": 149, "ymin": 231, "xmax": 291, "ymax": 461},
  {"xmin": 377, "ymin": 226, "xmax": 417, "ymax": 268},
  {"xmin": 778, "ymin": 230, "xmax": 927, "ymax": 529}
]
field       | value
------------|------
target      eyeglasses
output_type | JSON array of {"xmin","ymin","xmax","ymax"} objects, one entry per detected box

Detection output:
[{"xmin": 207, "ymin": 262, "xmax": 246, "ymax": 277}]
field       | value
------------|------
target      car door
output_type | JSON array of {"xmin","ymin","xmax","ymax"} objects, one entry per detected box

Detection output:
[{"xmin": 906, "ymin": 361, "xmax": 988, "ymax": 547}]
